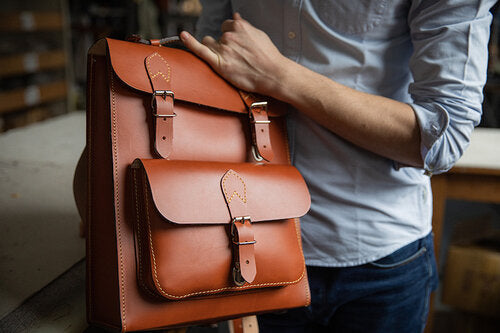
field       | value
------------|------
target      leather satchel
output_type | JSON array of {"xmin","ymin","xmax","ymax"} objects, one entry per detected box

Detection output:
[{"xmin": 80, "ymin": 37, "xmax": 311, "ymax": 331}]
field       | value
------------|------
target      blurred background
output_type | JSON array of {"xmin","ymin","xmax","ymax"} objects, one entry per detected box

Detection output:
[{"xmin": 0, "ymin": 1, "xmax": 499, "ymax": 332}]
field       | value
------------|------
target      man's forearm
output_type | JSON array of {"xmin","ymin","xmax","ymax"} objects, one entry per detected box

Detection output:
[{"xmin": 273, "ymin": 58, "xmax": 423, "ymax": 167}]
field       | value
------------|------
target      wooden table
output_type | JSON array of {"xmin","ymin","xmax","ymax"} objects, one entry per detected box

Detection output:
[{"xmin": 426, "ymin": 128, "xmax": 500, "ymax": 332}]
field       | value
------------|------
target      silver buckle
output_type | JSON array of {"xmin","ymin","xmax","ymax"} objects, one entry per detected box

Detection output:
[
  {"xmin": 250, "ymin": 101, "xmax": 271, "ymax": 124},
  {"xmin": 151, "ymin": 90, "xmax": 176, "ymax": 117},
  {"xmin": 230, "ymin": 216, "xmax": 254, "ymax": 244},
  {"xmin": 250, "ymin": 101, "xmax": 268, "ymax": 110},
  {"xmin": 249, "ymin": 101, "xmax": 268, "ymax": 123}
]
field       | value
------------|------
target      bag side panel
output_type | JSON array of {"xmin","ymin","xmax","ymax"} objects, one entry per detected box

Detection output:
[{"xmin": 86, "ymin": 53, "xmax": 122, "ymax": 330}]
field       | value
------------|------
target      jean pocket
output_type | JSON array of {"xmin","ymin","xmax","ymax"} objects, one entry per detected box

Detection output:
[{"xmin": 368, "ymin": 246, "xmax": 427, "ymax": 269}]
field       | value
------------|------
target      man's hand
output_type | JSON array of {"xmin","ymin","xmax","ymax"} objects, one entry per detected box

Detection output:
[{"xmin": 180, "ymin": 13, "xmax": 291, "ymax": 97}]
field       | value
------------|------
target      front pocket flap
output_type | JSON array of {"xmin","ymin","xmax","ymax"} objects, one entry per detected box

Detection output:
[
  {"xmin": 133, "ymin": 159, "xmax": 311, "ymax": 224},
  {"xmin": 106, "ymin": 38, "xmax": 286, "ymax": 116}
]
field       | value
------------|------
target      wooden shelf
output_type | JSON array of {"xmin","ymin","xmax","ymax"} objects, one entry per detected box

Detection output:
[
  {"xmin": 0, "ymin": 50, "xmax": 66, "ymax": 77},
  {"xmin": 0, "ymin": 12, "xmax": 63, "ymax": 32},
  {"xmin": 0, "ymin": 1, "xmax": 73, "ymax": 132},
  {"xmin": 0, "ymin": 80, "xmax": 67, "ymax": 114}
]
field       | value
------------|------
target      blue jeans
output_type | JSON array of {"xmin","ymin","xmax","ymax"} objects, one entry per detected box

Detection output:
[{"xmin": 258, "ymin": 233, "xmax": 439, "ymax": 333}]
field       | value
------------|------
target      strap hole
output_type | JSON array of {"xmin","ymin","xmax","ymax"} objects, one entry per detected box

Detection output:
[
  {"xmin": 246, "ymin": 260, "xmax": 250, "ymax": 264},
  {"xmin": 263, "ymin": 145, "xmax": 267, "ymax": 148},
  {"xmin": 261, "ymin": 129, "xmax": 264, "ymax": 132},
  {"xmin": 162, "ymin": 136, "xmax": 166, "ymax": 140}
]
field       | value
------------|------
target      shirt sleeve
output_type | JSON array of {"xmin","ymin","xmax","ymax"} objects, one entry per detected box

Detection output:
[
  {"xmin": 407, "ymin": 0, "xmax": 496, "ymax": 174},
  {"xmin": 195, "ymin": 0, "xmax": 233, "ymax": 40}
]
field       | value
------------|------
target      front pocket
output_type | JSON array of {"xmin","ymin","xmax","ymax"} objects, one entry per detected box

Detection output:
[
  {"xmin": 131, "ymin": 159, "xmax": 311, "ymax": 300},
  {"xmin": 369, "ymin": 246, "xmax": 427, "ymax": 269}
]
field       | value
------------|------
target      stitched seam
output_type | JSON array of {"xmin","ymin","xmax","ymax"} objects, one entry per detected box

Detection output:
[
  {"xmin": 133, "ymin": 170, "xmax": 161, "ymax": 299},
  {"xmin": 144, "ymin": 180, "xmax": 304, "ymax": 299},
  {"xmin": 146, "ymin": 53, "xmax": 171, "ymax": 83},
  {"xmin": 294, "ymin": 217, "xmax": 309, "ymax": 304},
  {"xmin": 87, "ymin": 54, "xmax": 95, "ymax": 315},
  {"xmin": 111, "ymin": 74, "xmax": 127, "ymax": 330},
  {"xmin": 221, "ymin": 170, "xmax": 247, "ymax": 204},
  {"xmin": 133, "ymin": 170, "xmax": 143, "ymax": 283}
]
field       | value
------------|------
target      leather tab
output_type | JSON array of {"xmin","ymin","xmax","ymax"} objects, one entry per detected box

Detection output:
[
  {"xmin": 221, "ymin": 169, "xmax": 257, "ymax": 285},
  {"xmin": 231, "ymin": 318, "xmax": 244, "ymax": 333},
  {"xmin": 250, "ymin": 102, "xmax": 273, "ymax": 162},
  {"xmin": 238, "ymin": 91, "xmax": 274, "ymax": 162},
  {"xmin": 232, "ymin": 218, "xmax": 257, "ymax": 284},
  {"xmin": 221, "ymin": 169, "xmax": 248, "ymax": 220},
  {"xmin": 145, "ymin": 52, "xmax": 174, "ymax": 159},
  {"xmin": 149, "ymin": 39, "xmax": 161, "ymax": 46}
]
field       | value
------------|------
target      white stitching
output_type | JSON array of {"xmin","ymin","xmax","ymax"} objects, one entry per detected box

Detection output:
[
  {"xmin": 133, "ymin": 169, "xmax": 162, "ymax": 299},
  {"xmin": 221, "ymin": 170, "xmax": 247, "ymax": 204},
  {"xmin": 146, "ymin": 53, "xmax": 171, "ymax": 83},
  {"xmin": 111, "ymin": 74, "xmax": 127, "ymax": 330}
]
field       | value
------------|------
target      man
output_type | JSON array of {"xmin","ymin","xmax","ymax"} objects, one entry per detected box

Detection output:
[{"xmin": 180, "ymin": 1, "xmax": 496, "ymax": 332}]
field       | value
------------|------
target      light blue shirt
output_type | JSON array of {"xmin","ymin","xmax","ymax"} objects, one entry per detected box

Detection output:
[{"xmin": 197, "ymin": 0, "xmax": 495, "ymax": 266}]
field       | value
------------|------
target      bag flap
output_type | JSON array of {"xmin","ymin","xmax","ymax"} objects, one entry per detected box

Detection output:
[
  {"xmin": 106, "ymin": 38, "xmax": 285, "ymax": 116},
  {"xmin": 133, "ymin": 159, "xmax": 311, "ymax": 224}
]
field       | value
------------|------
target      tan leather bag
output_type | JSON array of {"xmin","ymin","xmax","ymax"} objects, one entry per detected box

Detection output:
[{"xmin": 81, "ymin": 37, "xmax": 311, "ymax": 331}]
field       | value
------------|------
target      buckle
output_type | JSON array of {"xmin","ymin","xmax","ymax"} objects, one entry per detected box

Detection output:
[
  {"xmin": 230, "ymin": 216, "xmax": 252, "ymax": 238},
  {"xmin": 232, "ymin": 264, "xmax": 246, "ymax": 286},
  {"xmin": 153, "ymin": 90, "xmax": 174, "ymax": 99},
  {"xmin": 230, "ymin": 216, "xmax": 255, "ymax": 286},
  {"xmin": 231, "ymin": 216, "xmax": 256, "ymax": 245},
  {"xmin": 151, "ymin": 90, "xmax": 176, "ymax": 117},
  {"xmin": 249, "ymin": 101, "xmax": 270, "ymax": 124}
]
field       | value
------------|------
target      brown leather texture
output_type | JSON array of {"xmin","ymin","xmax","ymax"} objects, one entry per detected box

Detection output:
[
  {"xmin": 107, "ymin": 38, "xmax": 287, "ymax": 117},
  {"xmin": 131, "ymin": 159, "xmax": 309, "ymax": 299},
  {"xmin": 85, "ymin": 37, "xmax": 311, "ymax": 332}
]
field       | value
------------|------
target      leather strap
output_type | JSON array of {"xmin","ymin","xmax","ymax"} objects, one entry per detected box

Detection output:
[
  {"xmin": 221, "ymin": 169, "xmax": 257, "ymax": 285},
  {"xmin": 231, "ymin": 218, "xmax": 257, "ymax": 284},
  {"xmin": 238, "ymin": 91, "xmax": 273, "ymax": 162},
  {"xmin": 232, "ymin": 318, "xmax": 244, "ymax": 333},
  {"xmin": 145, "ymin": 52, "xmax": 175, "ymax": 159},
  {"xmin": 231, "ymin": 316, "xmax": 259, "ymax": 333}
]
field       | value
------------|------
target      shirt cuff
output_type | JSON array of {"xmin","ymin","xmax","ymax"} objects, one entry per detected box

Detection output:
[{"xmin": 409, "ymin": 102, "xmax": 450, "ymax": 175}]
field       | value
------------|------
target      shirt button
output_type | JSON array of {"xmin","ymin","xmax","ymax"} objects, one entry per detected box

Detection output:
[{"xmin": 288, "ymin": 31, "xmax": 296, "ymax": 39}]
